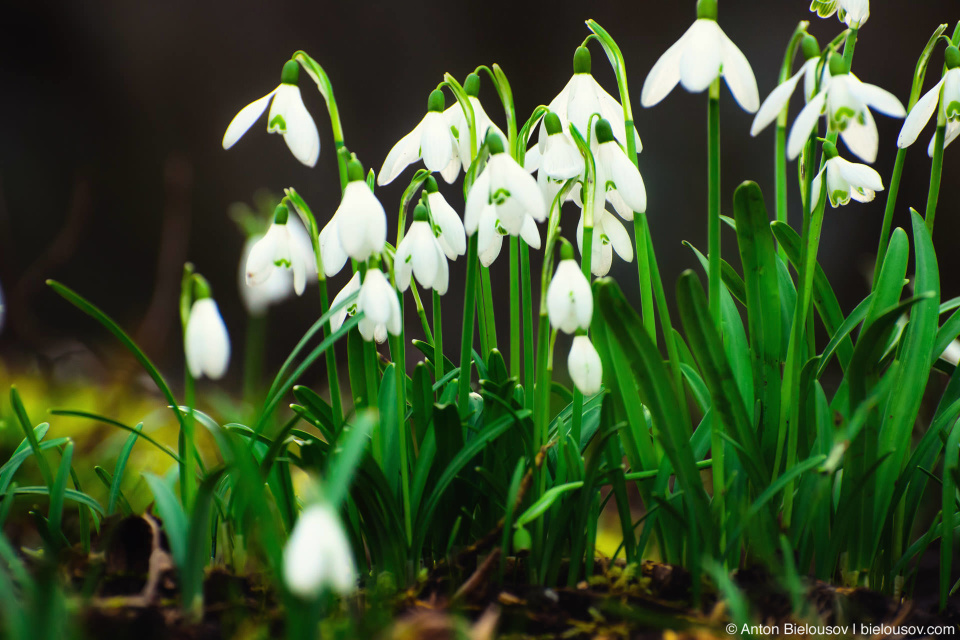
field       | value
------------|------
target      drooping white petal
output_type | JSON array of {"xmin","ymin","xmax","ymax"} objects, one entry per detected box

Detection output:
[
  {"xmin": 851, "ymin": 79, "xmax": 906, "ymax": 118},
  {"xmin": 440, "ymin": 152, "xmax": 461, "ymax": 184},
  {"xmin": 605, "ymin": 189, "xmax": 635, "ymax": 222},
  {"xmin": 394, "ymin": 235, "xmax": 415, "ymax": 292},
  {"xmin": 329, "ymin": 272, "xmax": 361, "ymax": 331},
  {"xmin": 751, "ymin": 68, "xmax": 803, "ymax": 136},
  {"xmin": 274, "ymin": 84, "xmax": 320, "ymax": 167},
  {"xmin": 568, "ymin": 335, "xmax": 603, "ymax": 395},
  {"xmin": 600, "ymin": 142, "xmax": 647, "ymax": 213},
  {"xmin": 542, "ymin": 133, "xmax": 584, "ymax": 180},
  {"xmin": 834, "ymin": 157, "xmax": 883, "ymax": 192},
  {"xmin": 336, "ymin": 182, "xmax": 387, "ymax": 262},
  {"xmin": 547, "ymin": 259, "xmax": 593, "ymax": 334},
  {"xmin": 641, "ymin": 25, "xmax": 692, "ymax": 107},
  {"xmin": 519, "ymin": 215, "xmax": 541, "ymax": 249},
  {"xmin": 524, "ymin": 145, "xmax": 541, "ymax": 172},
  {"xmin": 378, "ymin": 122, "xmax": 424, "ymax": 186},
  {"xmin": 477, "ymin": 205, "xmax": 503, "ymax": 267},
  {"xmin": 245, "ymin": 225, "xmax": 282, "ymax": 286},
  {"xmin": 839, "ymin": 108, "xmax": 879, "ymax": 163},
  {"xmin": 464, "ymin": 169, "xmax": 492, "ymax": 235},
  {"xmin": 787, "ymin": 91, "xmax": 827, "ymax": 159},
  {"xmin": 420, "ymin": 111, "xmax": 456, "ymax": 172},
  {"xmin": 596, "ymin": 84, "xmax": 642, "ymax": 151},
  {"xmin": 427, "ymin": 191, "xmax": 466, "ymax": 260},
  {"xmin": 434, "ymin": 256, "xmax": 449, "ymax": 296},
  {"xmin": 810, "ymin": 167, "xmax": 825, "ymax": 208},
  {"xmin": 824, "ymin": 160, "xmax": 852, "ymax": 207},
  {"xmin": 898, "ymin": 79, "xmax": 944, "ymax": 148},
  {"xmin": 185, "ymin": 299, "xmax": 230, "ymax": 380},
  {"xmin": 839, "ymin": 0, "xmax": 869, "ymax": 26},
  {"xmin": 679, "ymin": 20, "xmax": 723, "ymax": 95},
  {"xmin": 283, "ymin": 504, "xmax": 357, "ymax": 598},
  {"xmin": 409, "ymin": 223, "xmax": 440, "ymax": 290},
  {"xmin": 602, "ymin": 213, "xmax": 634, "ymax": 262},
  {"xmin": 222, "ymin": 89, "xmax": 277, "ymax": 150},
  {"xmin": 319, "ymin": 217, "xmax": 349, "ymax": 278},
  {"xmin": 239, "ymin": 236, "xmax": 292, "ymax": 316},
  {"xmin": 498, "ymin": 155, "xmax": 547, "ymax": 222},
  {"xmin": 802, "ymin": 57, "xmax": 823, "ymax": 102},
  {"xmin": 720, "ymin": 30, "xmax": 759, "ymax": 113}
]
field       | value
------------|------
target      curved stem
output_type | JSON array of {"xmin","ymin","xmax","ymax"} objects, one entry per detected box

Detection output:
[
  {"xmin": 775, "ymin": 22, "xmax": 810, "ymax": 261},
  {"xmin": 707, "ymin": 79, "xmax": 722, "ymax": 331},
  {"xmin": 925, "ymin": 118, "xmax": 946, "ymax": 233}
]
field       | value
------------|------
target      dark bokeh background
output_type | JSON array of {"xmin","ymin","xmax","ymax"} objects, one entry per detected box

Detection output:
[{"xmin": 0, "ymin": 0, "xmax": 957, "ymax": 390}]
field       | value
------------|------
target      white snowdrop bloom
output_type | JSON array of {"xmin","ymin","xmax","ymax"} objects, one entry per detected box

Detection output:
[
  {"xmin": 898, "ymin": 48, "xmax": 960, "ymax": 156},
  {"xmin": 319, "ymin": 159, "xmax": 387, "ymax": 277},
  {"xmin": 539, "ymin": 46, "xmax": 641, "ymax": 153},
  {"xmin": 577, "ymin": 206, "xmax": 634, "ymax": 277},
  {"xmin": 751, "ymin": 35, "xmax": 825, "ymax": 137},
  {"xmin": 184, "ymin": 284, "xmax": 230, "ymax": 380},
  {"xmin": 423, "ymin": 177, "xmax": 466, "ymax": 261},
  {"xmin": 547, "ymin": 246, "xmax": 593, "ymax": 335},
  {"xmin": 809, "ymin": 0, "xmax": 869, "ymax": 27},
  {"xmin": 443, "ymin": 73, "xmax": 507, "ymax": 174},
  {"xmin": 357, "ymin": 267, "xmax": 402, "ymax": 344},
  {"xmin": 378, "ymin": 90, "xmax": 459, "ymax": 186},
  {"xmin": 941, "ymin": 339, "xmax": 960, "ymax": 366},
  {"xmin": 787, "ymin": 55, "xmax": 905, "ymax": 163},
  {"xmin": 593, "ymin": 119, "xmax": 647, "ymax": 220},
  {"xmin": 222, "ymin": 60, "xmax": 320, "ymax": 168},
  {"xmin": 465, "ymin": 133, "xmax": 546, "ymax": 263},
  {"xmin": 568, "ymin": 335, "xmax": 603, "ymax": 396},
  {"xmin": 641, "ymin": 0, "xmax": 759, "ymax": 113},
  {"xmin": 395, "ymin": 204, "xmax": 449, "ymax": 295},
  {"xmin": 239, "ymin": 214, "xmax": 316, "ymax": 316},
  {"xmin": 537, "ymin": 111, "xmax": 585, "ymax": 207},
  {"xmin": 811, "ymin": 141, "xmax": 884, "ymax": 208},
  {"xmin": 283, "ymin": 503, "xmax": 357, "ymax": 599},
  {"xmin": 244, "ymin": 204, "xmax": 315, "ymax": 298},
  {"xmin": 329, "ymin": 271, "xmax": 361, "ymax": 332}
]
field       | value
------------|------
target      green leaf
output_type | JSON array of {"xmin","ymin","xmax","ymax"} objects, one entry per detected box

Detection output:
[
  {"xmin": 515, "ymin": 482, "xmax": 584, "ymax": 528},
  {"xmin": 143, "ymin": 473, "xmax": 187, "ymax": 567},
  {"xmin": 182, "ymin": 468, "xmax": 226, "ymax": 617},
  {"xmin": 109, "ymin": 424, "xmax": 142, "ymax": 516},
  {"xmin": 326, "ymin": 410, "xmax": 378, "ymax": 508},
  {"xmin": 47, "ymin": 442, "xmax": 74, "ymax": 540},
  {"xmin": 10, "ymin": 487, "xmax": 104, "ymax": 517},
  {"xmin": 942, "ymin": 418, "xmax": 960, "ymax": 610},
  {"xmin": 816, "ymin": 294, "xmax": 873, "ymax": 378},
  {"xmin": 50, "ymin": 409, "xmax": 181, "ymax": 462}
]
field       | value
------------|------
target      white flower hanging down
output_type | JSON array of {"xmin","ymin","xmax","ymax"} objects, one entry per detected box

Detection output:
[
  {"xmin": 244, "ymin": 204, "xmax": 315, "ymax": 298},
  {"xmin": 751, "ymin": 34, "xmax": 826, "ymax": 137},
  {"xmin": 395, "ymin": 204, "xmax": 449, "ymax": 295},
  {"xmin": 537, "ymin": 111, "xmax": 585, "ymax": 207},
  {"xmin": 811, "ymin": 141, "xmax": 884, "ymax": 208},
  {"xmin": 283, "ymin": 503, "xmax": 357, "ymax": 599},
  {"xmin": 809, "ymin": 0, "xmax": 869, "ymax": 27},
  {"xmin": 591, "ymin": 119, "xmax": 647, "ymax": 220},
  {"xmin": 568, "ymin": 335, "xmax": 603, "ymax": 396},
  {"xmin": 184, "ymin": 279, "xmax": 230, "ymax": 380},
  {"xmin": 787, "ymin": 55, "xmax": 905, "ymax": 163},
  {"xmin": 640, "ymin": 0, "xmax": 759, "ymax": 113},
  {"xmin": 239, "ymin": 213, "xmax": 316, "ymax": 316},
  {"xmin": 546, "ymin": 242, "xmax": 593, "ymax": 335},
  {"xmin": 898, "ymin": 46, "xmax": 960, "ymax": 156},
  {"xmin": 577, "ymin": 206, "xmax": 634, "ymax": 277},
  {"xmin": 319, "ymin": 159, "xmax": 388, "ymax": 277},
  {"xmin": 538, "ymin": 46, "xmax": 642, "ymax": 152},
  {"xmin": 357, "ymin": 266, "xmax": 402, "ymax": 344},
  {"xmin": 329, "ymin": 271, "xmax": 361, "ymax": 332},
  {"xmin": 464, "ymin": 133, "xmax": 547, "ymax": 266},
  {"xmin": 444, "ymin": 73, "xmax": 506, "ymax": 174},
  {"xmin": 378, "ymin": 90, "xmax": 459, "ymax": 186},
  {"xmin": 423, "ymin": 177, "xmax": 466, "ymax": 261},
  {"xmin": 222, "ymin": 60, "xmax": 320, "ymax": 167}
]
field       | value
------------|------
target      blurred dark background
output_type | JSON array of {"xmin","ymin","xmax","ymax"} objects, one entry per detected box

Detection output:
[{"xmin": 0, "ymin": 0, "xmax": 957, "ymax": 392}]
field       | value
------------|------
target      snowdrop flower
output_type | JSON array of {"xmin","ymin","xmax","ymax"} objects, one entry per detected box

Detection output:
[
  {"xmin": 787, "ymin": 55, "xmax": 905, "ymax": 163},
  {"xmin": 465, "ymin": 133, "xmax": 546, "ymax": 264},
  {"xmin": 577, "ymin": 206, "xmax": 634, "ymax": 277},
  {"xmin": 898, "ymin": 46, "xmax": 960, "ymax": 156},
  {"xmin": 319, "ymin": 159, "xmax": 387, "ymax": 277},
  {"xmin": 593, "ymin": 119, "xmax": 647, "ymax": 220},
  {"xmin": 444, "ymin": 73, "xmax": 506, "ymax": 174},
  {"xmin": 751, "ymin": 35, "xmax": 825, "ymax": 137},
  {"xmin": 244, "ymin": 204, "xmax": 314, "ymax": 298},
  {"xmin": 568, "ymin": 335, "xmax": 603, "ymax": 395},
  {"xmin": 547, "ymin": 242, "xmax": 593, "ymax": 334},
  {"xmin": 238, "ymin": 215, "xmax": 316, "ymax": 316},
  {"xmin": 395, "ymin": 204, "xmax": 449, "ymax": 295},
  {"xmin": 423, "ymin": 177, "xmax": 466, "ymax": 261},
  {"xmin": 539, "ymin": 47, "xmax": 640, "ymax": 152},
  {"xmin": 809, "ymin": 0, "xmax": 869, "ymax": 28},
  {"xmin": 378, "ymin": 90, "xmax": 458, "ymax": 186},
  {"xmin": 537, "ymin": 111, "xmax": 585, "ymax": 207},
  {"xmin": 329, "ymin": 271, "xmax": 361, "ymax": 332},
  {"xmin": 222, "ymin": 60, "xmax": 320, "ymax": 167},
  {"xmin": 283, "ymin": 503, "xmax": 357, "ymax": 598},
  {"xmin": 811, "ymin": 141, "xmax": 884, "ymax": 208},
  {"xmin": 357, "ymin": 266, "xmax": 402, "ymax": 343},
  {"xmin": 184, "ymin": 278, "xmax": 230, "ymax": 380},
  {"xmin": 641, "ymin": 0, "xmax": 759, "ymax": 113}
]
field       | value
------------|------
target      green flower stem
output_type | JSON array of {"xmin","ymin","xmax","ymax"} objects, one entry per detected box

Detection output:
[
  {"xmin": 776, "ymin": 24, "xmax": 810, "ymax": 261},
  {"xmin": 433, "ymin": 290, "xmax": 443, "ymax": 382},
  {"xmin": 925, "ymin": 114, "xmax": 946, "ymax": 233},
  {"xmin": 458, "ymin": 236, "xmax": 480, "ymax": 415},
  {"xmin": 521, "ymin": 241, "xmax": 535, "ymax": 410},
  {"xmin": 242, "ymin": 313, "xmax": 268, "ymax": 415},
  {"xmin": 708, "ymin": 78, "xmax": 722, "ymax": 331},
  {"xmin": 293, "ymin": 51, "xmax": 348, "ymax": 190},
  {"xmin": 510, "ymin": 236, "xmax": 521, "ymax": 378},
  {"xmin": 409, "ymin": 282, "xmax": 434, "ymax": 344},
  {"xmin": 873, "ymin": 148, "xmax": 908, "ymax": 288},
  {"xmin": 479, "ymin": 267, "xmax": 498, "ymax": 355},
  {"xmin": 389, "ymin": 327, "xmax": 413, "ymax": 547},
  {"xmin": 182, "ymin": 368, "xmax": 197, "ymax": 511}
]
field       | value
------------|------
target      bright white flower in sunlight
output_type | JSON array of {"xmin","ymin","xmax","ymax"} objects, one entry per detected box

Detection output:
[
  {"xmin": 593, "ymin": 119, "xmax": 647, "ymax": 220},
  {"xmin": 898, "ymin": 48, "xmax": 960, "ymax": 156},
  {"xmin": 444, "ymin": 73, "xmax": 507, "ymax": 174},
  {"xmin": 284, "ymin": 503, "xmax": 357, "ymax": 598},
  {"xmin": 395, "ymin": 204, "xmax": 449, "ymax": 295},
  {"xmin": 357, "ymin": 267, "xmax": 402, "ymax": 343},
  {"xmin": 577, "ymin": 206, "xmax": 634, "ymax": 277},
  {"xmin": 378, "ymin": 89, "xmax": 459, "ymax": 186},
  {"xmin": 751, "ymin": 35, "xmax": 825, "ymax": 136},
  {"xmin": 811, "ymin": 141, "xmax": 884, "ymax": 208},
  {"xmin": 537, "ymin": 111, "xmax": 585, "ymax": 206},
  {"xmin": 319, "ymin": 159, "xmax": 387, "ymax": 277},
  {"xmin": 465, "ymin": 133, "xmax": 546, "ymax": 263},
  {"xmin": 329, "ymin": 271, "xmax": 361, "ymax": 332},
  {"xmin": 185, "ymin": 284, "xmax": 230, "ymax": 380},
  {"xmin": 640, "ymin": 0, "xmax": 759, "ymax": 113},
  {"xmin": 547, "ymin": 245, "xmax": 593, "ymax": 335},
  {"xmin": 239, "ymin": 216, "xmax": 316, "ymax": 316},
  {"xmin": 539, "ymin": 46, "xmax": 641, "ymax": 152},
  {"xmin": 787, "ymin": 55, "xmax": 905, "ymax": 163},
  {"xmin": 568, "ymin": 335, "xmax": 603, "ymax": 396},
  {"xmin": 244, "ymin": 204, "xmax": 315, "ymax": 298},
  {"xmin": 423, "ymin": 177, "xmax": 466, "ymax": 261},
  {"xmin": 222, "ymin": 60, "xmax": 320, "ymax": 168},
  {"xmin": 810, "ymin": 0, "xmax": 869, "ymax": 27}
]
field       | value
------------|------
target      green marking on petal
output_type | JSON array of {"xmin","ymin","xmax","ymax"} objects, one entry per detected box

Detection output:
[
  {"xmin": 405, "ymin": 255, "xmax": 413, "ymax": 264},
  {"xmin": 495, "ymin": 220, "xmax": 508, "ymax": 235},
  {"xmin": 274, "ymin": 258, "xmax": 292, "ymax": 268},
  {"xmin": 492, "ymin": 188, "xmax": 511, "ymax": 205},
  {"xmin": 268, "ymin": 114, "xmax": 287, "ymax": 133}
]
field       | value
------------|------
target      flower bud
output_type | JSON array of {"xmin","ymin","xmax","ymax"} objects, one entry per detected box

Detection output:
[
  {"xmin": 696, "ymin": 0, "xmax": 718, "ymax": 21},
  {"xmin": 801, "ymin": 34, "xmax": 820, "ymax": 61},
  {"xmin": 280, "ymin": 59, "xmax": 299, "ymax": 85},
  {"xmin": 464, "ymin": 73, "xmax": 481, "ymax": 97},
  {"xmin": 513, "ymin": 526, "xmax": 532, "ymax": 552},
  {"xmin": 573, "ymin": 46, "xmax": 591, "ymax": 75},
  {"xmin": 192, "ymin": 274, "xmax": 212, "ymax": 300}
]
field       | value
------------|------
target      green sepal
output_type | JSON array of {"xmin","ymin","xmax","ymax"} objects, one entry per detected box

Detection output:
[
  {"xmin": 464, "ymin": 73, "xmax": 481, "ymax": 97},
  {"xmin": 544, "ymin": 112, "xmax": 563, "ymax": 136},
  {"xmin": 428, "ymin": 89, "xmax": 445, "ymax": 113},
  {"xmin": 697, "ymin": 0, "xmax": 718, "ymax": 21},
  {"xmin": 281, "ymin": 59, "xmax": 299, "ymax": 85},
  {"xmin": 595, "ymin": 119, "xmax": 614, "ymax": 144},
  {"xmin": 192, "ymin": 274, "xmax": 212, "ymax": 301},
  {"xmin": 573, "ymin": 46, "xmax": 591, "ymax": 74}
]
